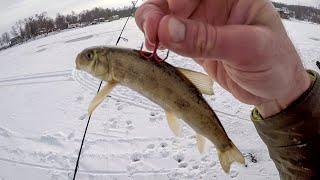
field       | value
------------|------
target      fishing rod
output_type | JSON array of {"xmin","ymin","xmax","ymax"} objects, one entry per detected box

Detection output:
[{"xmin": 72, "ymin": 1, "xmax": 139, "ymax": 179}]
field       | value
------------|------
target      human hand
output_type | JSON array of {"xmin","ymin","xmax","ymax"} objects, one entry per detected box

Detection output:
[{"xmin": 135, "ymin": 0, "xmax": 311, "ymax": 118}]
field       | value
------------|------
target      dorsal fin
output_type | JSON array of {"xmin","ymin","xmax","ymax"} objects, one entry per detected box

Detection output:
[{"xmin": 178, "ymin": 68, "xmax": 214, "ymax": 95}]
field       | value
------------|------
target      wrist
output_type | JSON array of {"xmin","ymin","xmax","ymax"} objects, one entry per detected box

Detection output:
[{"xmin": 257, "ymin": 71, "xmax": 312, "ymax": 118}]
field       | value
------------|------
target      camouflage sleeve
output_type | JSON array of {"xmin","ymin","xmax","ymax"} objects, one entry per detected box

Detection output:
[{"xmin": 252, "ymin": 70, "xmax": 320, "ymax": 180}]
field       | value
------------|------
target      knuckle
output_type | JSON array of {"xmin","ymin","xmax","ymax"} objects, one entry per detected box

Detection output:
[{"xmin": 195, "ymin": 22, "xmax": 215, "ymax": 58}]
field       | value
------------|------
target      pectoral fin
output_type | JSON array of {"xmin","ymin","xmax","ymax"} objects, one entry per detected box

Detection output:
[
  {"xmin": 88, "ymin": 81, "xmax": 117, "ymax": 115},
  {"xmin": 165, "ymin": 111, "xmax": 182, "ymax": 137},
  {"xmin": 196, "ymin": 134, "xmax": 206, "ymax": 154},
  {"xmin": 178, "ymin": 68, "xmax": 214, "ymax": 95}
]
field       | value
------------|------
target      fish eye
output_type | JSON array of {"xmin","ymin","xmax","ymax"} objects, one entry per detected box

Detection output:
[{"xmin": 85, "ymin": 51, "xmax": 94, "ymax": 60}]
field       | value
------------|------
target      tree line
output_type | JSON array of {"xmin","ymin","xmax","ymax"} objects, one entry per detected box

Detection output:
[
  {"xmin": 1, "ymin": 3, "xmax": 320, "ymax": 48},
  {"xmin": 0, "ymin": 6, "xmax": 136, "ymax": 47},
  {"xmin": 272, "ymin": 2, "xmax": 320, "ymax": 23}
]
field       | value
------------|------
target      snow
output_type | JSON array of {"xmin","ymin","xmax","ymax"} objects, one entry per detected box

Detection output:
[
  {"xmin": 0, "ymin": 18, "xmax": 319, "ymax": 180},
  {"xmin": 272, "ymin": 0, "xmax": 320, "ymax": 7}
]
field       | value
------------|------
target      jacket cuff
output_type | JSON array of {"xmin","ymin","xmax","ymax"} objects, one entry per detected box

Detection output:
[
  {"xmin": 251, "ymin": 70, "xmax": 320, "ymax": 178},
  {"xmin": 251, "ymin": 70, "xmax": 319, "ymax": 147}
]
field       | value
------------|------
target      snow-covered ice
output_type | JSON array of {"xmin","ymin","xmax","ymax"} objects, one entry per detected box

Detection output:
[
  {"xmin": 0, "ymin": 18, "xmax": 319, "ymax": 180},
  {"xmin": 272, "ymin": 0, "xmax": 319, "ymax": 7}
]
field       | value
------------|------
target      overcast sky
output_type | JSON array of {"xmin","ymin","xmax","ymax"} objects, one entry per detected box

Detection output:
[
  {"xmin": 0, "ymin": 0, "xmax": 143, "ymax": 35},
  {"xmin": 1, "ymin": 0, "xmax": 319, "ymax": 35}
]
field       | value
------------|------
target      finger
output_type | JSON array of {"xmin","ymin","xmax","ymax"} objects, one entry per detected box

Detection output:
[
  {"xmin": 135, "ymin": 0, "xmax": 169, "ymax": 44},
  {"xmin": 158, "ymin": 15, "xmax": 270, "ymax": 64},
  {"xmin": 145, "ymin": 38, "xmax": 155, "ymax": 50},
  {"xmin": 158, "ymin": 43, "xmax": 166, "ymax": 50},
  {"xmin": 167, "ymin": 0, "xmax": 200, "ymax": 17},
  {"xmin": 194, "ymin": 58, "xmax": 205, "ymax": 66}
]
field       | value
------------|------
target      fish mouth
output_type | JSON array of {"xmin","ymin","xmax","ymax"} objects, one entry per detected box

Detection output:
[
  {"xmin": 75, "ymin": 54, "xmax": 82, "ymax": 70},
  {"xmin": 76, "ymin": 63, "xmax": 80, "ymax": 70}
]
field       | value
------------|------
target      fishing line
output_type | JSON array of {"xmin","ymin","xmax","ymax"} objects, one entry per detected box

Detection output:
[{"xmin": 72, "ymin": 1, "xmax": 139, "ymax": 179}]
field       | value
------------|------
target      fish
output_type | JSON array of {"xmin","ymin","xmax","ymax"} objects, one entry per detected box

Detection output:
[{"xmin": 75, "ymin": 46, "xmax": 245, "ymax": 172}]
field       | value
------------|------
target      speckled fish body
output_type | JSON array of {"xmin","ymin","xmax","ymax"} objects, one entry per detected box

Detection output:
[{"xmin": 75, "ymin": 46, "xmax": 244, "ymax": 172}]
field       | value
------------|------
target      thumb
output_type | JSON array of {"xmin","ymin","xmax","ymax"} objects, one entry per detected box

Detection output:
[
  {"xmin": 158, "ymin": 15, "xmax": 269, "ymax": 63},
  {"xmin": 167, "ymin": 0, "xmax": 200, "ymax": 18}
]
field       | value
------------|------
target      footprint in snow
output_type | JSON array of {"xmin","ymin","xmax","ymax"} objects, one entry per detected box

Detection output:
[
  {"xmin": 53, "ymin": 132, "xmax": 67, "ymax": 139},
  {"xmin": 108, "ymin": 117, "xmax": 116, "ymax": 122},
  {"xmin": 192, "ymin": 165, "xmax": 199, "ymax": 169},
  {"xmin": 51, "ymin": 173, "xmax": 62, "ymax": 180},
  {"xmin": 100, "ymin": 94, "xmax": 110, "ymax": 102},
  {"xmin": 147, "ymin": 144, "xmax": 155, "ymax": 149},
  {"xmin": 67, "ymin": 172, "xmax": 73, "ymax": 179},
  {"xmin": 126, "ymin": 120, "xmax": 134, "ymax": 130},
  {"xmin": 117, "ymin": 104, "xmax": 125, "ymax": 111},
  {"xmin": 39, "ymin": 135, "xmax": 62, "ymax": 146},
  {"xmin": 11, "ymin": 148, "xmax": 23, "ymax": 155},
  {"xmin": 150, "ymin": 111, "xmax": 157, "ymax": 117},
  {"xmin": 76, "ymin": 96, "xmax": 84, "ymax": 102},
  {"xmin": 230, "ymin": 170, "xmax": 239, "ymax": 178},
  {"xmin": 144, "ymin": 144, "xmax": 156, "ymax": 157},
  {"xmin": 160, "ymin": 142, "xmax": 168, "ymax": 148},
  {"xmin": 67, "ymin": 132, "xmax": 75, "ymax": 140},
  {"xmin": 173, "ymin": 153, "xmax": 185, "ymax": 163},
  {"xmin": 78, "ymin": 114, "xmax": 87, "ymax": 121},
  {"xmin": 131, "ymin": 152, "xmax": 142, "ymax": 162},
  {"xmin": 201, "ymin": 155, "xmax": 209, "ymax": 162},
  {"xmin": 160, "ymin": 150, "xmax": 170, "ymax": 158},
  {"xmin": 0, "ymin": 127, "xmax": 11, "ymax": 137},
  {"xmin": 209, "ymin": 161, "xmax": 216, "ymax": 167},
  {"xmin": 178, "ymin": 162, "xmax": 188, "ymax": 168},
  {"xmin": 149, "ymin": 111, "xmax": 163, "ymax": 122},
  {"xmin": 110, "ymin": 121, "xmax": 119, "ymax": 129}
]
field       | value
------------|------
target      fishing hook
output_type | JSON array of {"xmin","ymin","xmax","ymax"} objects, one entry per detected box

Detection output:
[{"xmin": 139, "ymin": 40, "xmax": 169, "ymax": 62}]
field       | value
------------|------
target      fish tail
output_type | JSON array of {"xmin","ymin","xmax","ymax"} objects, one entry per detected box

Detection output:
[{"xmin": 217, "ymin": 142, "xmax": 245, "ymax": 173}]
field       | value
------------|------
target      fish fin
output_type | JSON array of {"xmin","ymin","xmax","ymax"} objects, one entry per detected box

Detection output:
[
  {"xmin": 165, "ymin": 111, "xmax": 182, "ymax": 137},
  {"xmin": 177, "ymin": 68, "xmax": 214, "ymax": 95},
  {"xmin": 196, "ymin": 134, "xmax": 206, "ymax": 154},
  {"xmin": 217, "ymin": 142, "xmax": 245, "ymax": 173},
  {"xmin": 88, "ymin": 81, "xmax": 117, "ymax": 115}
]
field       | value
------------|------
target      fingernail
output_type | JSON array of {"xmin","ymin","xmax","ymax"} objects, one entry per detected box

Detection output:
[{"xmin": 168, "ymin": 17, "xmax": 186, "ymax": 43}]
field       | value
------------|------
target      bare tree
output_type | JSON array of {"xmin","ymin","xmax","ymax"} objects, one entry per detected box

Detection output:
[
  {"xmin": 0, "ymin": 36, "xmax": 4, "ymax": 46},
  {"xmin": 13, "ymin": 20, "xmax": 26, "ymax": 40},
  {"xmin": 1, "ymin": 32, "xmax": 10, "ymax": 44},
  {"xmin": 272, "ymin": 2, "xmax": 320, "ymax": 23},
  {"xmin": 66, "ymin": 11, "xmax": 78, "ymax": 24},
  {"xmin": 1, "ymin": 6, "xmax": 141, "ymax": 50},
  {"xmin": 11, "ymin": 26, "xmax": 19, "ymax": 37},
  {"xmin": 55, "ymin": 13, "xmax": 68, "ymax": 30}
]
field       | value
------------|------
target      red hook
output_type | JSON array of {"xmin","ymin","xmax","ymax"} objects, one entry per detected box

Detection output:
[{"xmin": 139, "ymin": 40, "xmax": 166, "ymax": 62}]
